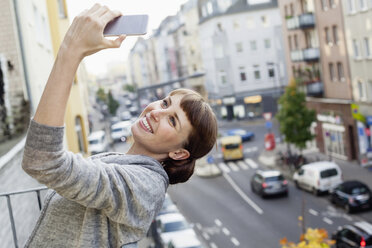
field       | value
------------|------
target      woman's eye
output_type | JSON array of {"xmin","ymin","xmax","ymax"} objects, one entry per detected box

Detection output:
[
  {"xmin": 170, "ymin": 116, "xmax": 176, "ymax": 127},
  {"xmin": 161, "ymin": 99, "xmax": 168, "ymax": 108}
]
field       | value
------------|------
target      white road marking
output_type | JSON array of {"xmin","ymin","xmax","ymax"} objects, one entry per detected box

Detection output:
[
  {"xmin": 343, "ymin": 214, "xmax": 353, "ymax": 221},
  {"xmin": 228, "ymin": 162, "xmax": 239, "ymax": 171},
  {"xmin": 231, "ymin": 237, "xmax": 240, "ymax": 246},
  {"xmin": 323, "ymin": 217, "xmax": 333, "ymax": 225},
  {"xmin": 214, "ymin": 219, "xmax": 222, "ymax": 227},
  {"xmin": 223, "ymin": 173, "xmax": 263, "ymax": 215},
  {"xmin": 309, "ymin": 209, "xmax": 319, "ymax": 216},
  {"xmin": 251, "ymin": 146, "xmax": 258, "ymax": 152},
  {"xmin": 222, "ymin": 227, "xmax": 230, "ymax": 236},
  {"xmin": 218, "ymin": 162, "xmax": 230, "ymax": 173},
  {"xmin": 245, "ymin": 158, "xmax": 258, "ymax": 169},
  {"xmin": 244, "ymin": 146, "xmax": 258, "ymax": 153},
  {"xmin": 237, "ymin": 161, "xmax": 249, "ymax": 170},
  {"xmin": 196, "ymin": 223, "xmax": 202, "ymax": 230},
  {"xmin": 202, "ymin": 232, "xmax": 210, "ymax": 240},
  {"xmin": 210, "ymin": 242, "xmax": 218, "ymax": 248},
  {"xmin": 216, "ymin": 153, "xmax": 223, "ymax": 158}
]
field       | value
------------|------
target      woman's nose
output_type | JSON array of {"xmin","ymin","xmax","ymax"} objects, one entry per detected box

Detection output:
[{"xmin": 149, "ymin": 109, "xmax": 164, "ymax": 121}]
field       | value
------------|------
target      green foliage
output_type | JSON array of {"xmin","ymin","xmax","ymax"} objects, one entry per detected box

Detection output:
[
  {"xmin": 107, "ymin": 91, "xmax": 119, "ymax": 116},
  {"xmin": 96, "ymin": 87, "xmax": 107, "ymax": 103},
  {"xmin": 276, "ymin": 79, "xmax": 316, "ymax": 150},
  {"xmin": 123, "ymin": 84, "xmax": 136, "ymax": 93}
]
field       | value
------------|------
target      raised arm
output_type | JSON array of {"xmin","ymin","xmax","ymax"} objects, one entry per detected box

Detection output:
[{"xmin": 33, "ymin": 4, "xmax": 125, "ymax": 126}]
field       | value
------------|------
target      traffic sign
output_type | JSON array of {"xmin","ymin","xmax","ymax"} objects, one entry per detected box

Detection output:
[{"xmin": 263, "ymin": 112, "xmax": 272, "ymax": 121}]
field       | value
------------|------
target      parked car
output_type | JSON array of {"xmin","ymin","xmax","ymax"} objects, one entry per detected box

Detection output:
[
  {"xmin": 226, "ymin": 128, "xmax": 254, "ymax": 142},
  {"xmin": 155, "ymin": 213, "xmax": 197, "ymax": 247},
  {"xmin": 332, "ymin": 221, "xmax": 372, "ymax": 247},
  {"xmin": 251, "ymin": 170, "xmax": 288, "ymax": 197},
  {"xmin": 220, "ymin": 135, "xmax": 243, "ymax": 161},
  {"xmin": 329, "ymin": 180, "xmax": 372, "ymax": 213},
  {"xmin": 293, "ymin": 161, "xmax": 342, "ymax": 195},
  {"xmin": 110, "ymin": 121, "xmax": 132, "ymax": 142},
  {"xmin": 120, "ymin": 111, "xmax": 132, "ymax": 121},
  {"xmin": 158, "ymin": 193, "xmax": 179, "ymax": 216},
  {"xmin": 167, "ymin": 232, "xmax": 204, "ymax": 248},
  {"xmin": 88, "ymin": 130, "xmax": 108, "ymax": 155}
]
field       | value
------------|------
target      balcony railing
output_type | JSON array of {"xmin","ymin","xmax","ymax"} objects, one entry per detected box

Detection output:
[
  {"xmin": 303, "ymin": 48, "xmax": 320, "ymax": 61},
  {"xmin": 286, "ymin": 13, "xmax": 315, "ymax": 30},
  {"xmin": 290, "ymin": 50, "xmax": 304, "ymax": 62},
  {"xmin": 0, "ymin": 186, "xmax": 48, "ymax": 248},
  {"xmin": 306, "ymin": 81, "xmax": 324, "ymax": 97}
]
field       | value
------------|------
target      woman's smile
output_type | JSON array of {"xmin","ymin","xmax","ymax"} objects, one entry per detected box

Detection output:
[{"xmin": 139, "ymin": 116, "xmax": 153, "ymax": 133}]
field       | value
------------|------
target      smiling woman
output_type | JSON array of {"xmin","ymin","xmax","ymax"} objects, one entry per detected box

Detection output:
[{"xmin": 21, "ymin": 4, "xmax": 217, "ymax": 248}]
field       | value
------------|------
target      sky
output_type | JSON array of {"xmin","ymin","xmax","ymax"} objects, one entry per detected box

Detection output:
[{"xmin": 65, "ymin": 0, "xmax": 189, "ymax": 75}]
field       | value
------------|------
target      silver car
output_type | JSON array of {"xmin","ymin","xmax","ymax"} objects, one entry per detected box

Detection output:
[{"xmin": 251, "ymin": 170, "xmax": 288, "ymax": 197}]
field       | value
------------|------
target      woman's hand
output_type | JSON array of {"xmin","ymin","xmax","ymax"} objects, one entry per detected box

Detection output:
[{"xmin": 61, "ymin": 4, "xmax": 126, "ymax": 60}]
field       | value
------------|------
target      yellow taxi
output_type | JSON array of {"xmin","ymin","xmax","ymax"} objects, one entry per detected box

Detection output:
[{"xmin": 220, "ymin": 135, "xmax": 244, "ymax": 161}]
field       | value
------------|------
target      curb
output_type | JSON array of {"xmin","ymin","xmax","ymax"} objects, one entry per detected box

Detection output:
[{"xmin": 0, "ymin": 137, "xmax": 26, "ymax": 171}]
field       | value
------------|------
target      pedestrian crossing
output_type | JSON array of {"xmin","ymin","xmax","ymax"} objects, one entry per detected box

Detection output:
[{"xmin": 217, "ymin": 158, "xmax": 259, "ymax": 173}]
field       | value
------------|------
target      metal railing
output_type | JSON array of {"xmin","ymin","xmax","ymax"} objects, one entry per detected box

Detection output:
[{"xmin": 0, "ymin": 186, "xmax": 48, "ymax": 248}]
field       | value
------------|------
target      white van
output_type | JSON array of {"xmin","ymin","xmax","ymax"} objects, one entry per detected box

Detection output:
[
  {"xmin": 293, "ymin": 161, "xmax": 342, "ymax": 195},
  {"xmin": 88, "ymin": 130, "xmax": 108, "ymax": 155},
  {"xmin": 110, "ymin": 121, "xmax": 132, "ymax": 142}
]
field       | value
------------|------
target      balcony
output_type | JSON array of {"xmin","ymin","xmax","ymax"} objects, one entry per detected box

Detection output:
[
  {"xmin": 303, "ymin": 48, "xmax": 320, "ymax": 62},
  {"xmin": 286, "ymin": 13, "xmax": 315, "ymax": 30},
  {"xmin": 306, "ymin": 81, "xmax": 324, "ymax": 97},
  {"xmin": 290, "ymin": 50, "xmax": 304, "ymax": 62}
]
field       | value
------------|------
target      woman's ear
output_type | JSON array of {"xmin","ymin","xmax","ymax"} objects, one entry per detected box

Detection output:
[{"xmin": 169, "ymin": 149, "xmax": 190, "ymax": 161}]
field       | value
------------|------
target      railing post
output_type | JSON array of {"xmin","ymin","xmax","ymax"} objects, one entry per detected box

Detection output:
[
  {"xmin": 6, "ymin": 195, "xmax": 19, "ymax": 248},
  {"xmin": 36, "ymin": 190, "xmax": 42, "ymax": 210}
]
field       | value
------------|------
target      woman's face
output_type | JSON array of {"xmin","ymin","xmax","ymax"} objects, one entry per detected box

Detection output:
[{"xmin": 130, "ymin": 94, "xmax": 193, "ymax": 158}]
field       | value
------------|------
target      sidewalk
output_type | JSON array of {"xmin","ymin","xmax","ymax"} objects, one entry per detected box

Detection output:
[{"xmin": 258, "ymin": 143, "xmax": 372, "ymax": 190}]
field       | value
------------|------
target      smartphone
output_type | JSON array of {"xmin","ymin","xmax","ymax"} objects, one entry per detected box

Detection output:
[{"xmin": 103, "ymin": 15, "xmax": 149, "ymax": 36}]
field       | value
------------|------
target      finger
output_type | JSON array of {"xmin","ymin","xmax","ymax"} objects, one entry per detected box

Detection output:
[
  {"xmin": 103, "ymin": 35, "xmax": 126, "ymax": 48},
  {"xmin": 101, "ymin": 10, "xmax": 122, "ymax": 26},
  {"xmin": 92, "ymin": 5, "xmax": 110, "ymax": 18},
  {"xmin": 86, "ymin": 3, "xmax": 101, "ymax": 15}
]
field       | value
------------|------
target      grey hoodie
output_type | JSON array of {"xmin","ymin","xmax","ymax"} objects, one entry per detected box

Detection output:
[{"xmin": 22, "ymin": 120, "xmax": 169, "ymax": 247}]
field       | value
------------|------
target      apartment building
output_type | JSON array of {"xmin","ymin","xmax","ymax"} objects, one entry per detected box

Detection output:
[
  {"xmin": 341, "ymin": 0, "xmax": 372, "ymax": 165},
  {"xmin": 279, "ymin": 0, "xmax": 359, "ymax": 161},
  {"xmin": 46, "ymin": 0, "xmax": 90, "ymax": 155},
  {"xmin": 198, "ymin": 0, "xmax": 287, "ymax": 120}
]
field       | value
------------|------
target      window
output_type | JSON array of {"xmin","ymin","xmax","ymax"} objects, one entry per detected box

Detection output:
[
  {"xmin": 57, "ymin": 0, "xmax": 67, "ymax": 18},
  {"xmin": 322, "ymin": 0, "xmax": 328, "ymax": 10},
  {"xmin": 359, "ymin": 0, "xmax": 367, "ymax": 10},
  {"xmin": 236, "ymin": 42, "xmax": 243, "ymax": 53},
  {"xmin": 250, "ymin": 40, "xmax": 257, "ymax": 51},
  {"xmin": 353, "ymin": 39, "xmax": 360, "ymax": 58},
  {"xmin": 261, "ymin": 15, "xmax": 269, "ymax": 27},
  {"xmin": 284, "ymin": 5, "xmax": 288, "ymax": 16},
  {"xmin": 253, "ymin": 65, "xmax": 261, "ymax": 79},
  {"xmin": 329, "ymin": 0, "xmax": 336, "ymax": 7},
  {"xmin": 239, "ymin": 67, "xmax": 246, "ymax": 82},
  {"xmin": 337, "ymin": 62, "xmax": 345, "ymax": 81},
  {"xmin": 264, "ymin": 39, "xmax": 271, "ymax": 49},
  {"xmin": 332, "ymin": 26, "xmax": 339, "ymax": 44},
  {"xmin": 219, "ymin": 70, "xmax": 227, "ymax": 85},
  {"xmin": 268, "ymin": 68, "xmax": 275, "ymax": 78},
  {"xmin": 329, "ymin": 63, "xmax": 336, "ymax": 81},
  {"xmin": 358, "ymin": 81, "xmax": 366, "ymax": 99},
  {"xmin": 290, "ymin": 3, "xmax": 294, "ymax": 15},
  {"xmin": 233, "ymin": 20, "xmax": 240, "ymax": 30},
  {"xmin": 364, "ymin": 37, "xmax": 371, "ymax": 57},
  {"xmin": 368, "ymin": 80, "xmax": 372, "ymax": 101},
  {"xmin": 294, "ymin": 34, "xmax": 299, "ymax": 49},
  {"xmin": 247, "ymin": 17, "xmax": 255, "ymax": 29},
  {"xmin": 214, "ymin": 44, "xmax": 224, "ymax": 58},
  {"xmin": 207, "ymin": 2, "xmax": 213, "ymax": 14},
  {"xmin": 75, "ymin": 116, "xmax": 86, "ymax": 153},
  {"xmin": 348, "ymin": 0, "xmax": 356, "ymax": 13},
  {"xmin": 325, "ymin": 27, "xmax": 332, "ymax": 45},
  {"xmin": 288, "ymin": 36, "xmax": 293, "ymax": 50}
]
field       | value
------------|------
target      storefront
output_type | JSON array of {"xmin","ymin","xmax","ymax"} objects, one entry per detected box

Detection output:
[{"xmin": 307, "ymin": 98, "xmax": 358, "ymax": 161}]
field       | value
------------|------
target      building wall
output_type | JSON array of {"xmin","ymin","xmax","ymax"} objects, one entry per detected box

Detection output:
[
  {"xmin": 314, "ymin": 0, "xmax": 353, "ymax": 100},
  {"xmin": 15, "ymin": 0, "xmax": 54, "ymax": 112}
]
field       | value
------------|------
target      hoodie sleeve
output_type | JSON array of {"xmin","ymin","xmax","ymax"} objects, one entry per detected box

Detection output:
[{"xmin": 22, "ymin": 120, "xmax": 168, "ymax": 227}]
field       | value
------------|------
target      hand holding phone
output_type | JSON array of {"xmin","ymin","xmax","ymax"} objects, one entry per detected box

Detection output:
[{"xmin": 104, "ymin": 15, "xmax": 149, "ymax": 36}]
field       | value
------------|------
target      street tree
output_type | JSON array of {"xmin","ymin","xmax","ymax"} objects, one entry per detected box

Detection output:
[
  {"xmin": 276, "ymin": 78, "xmax": 316, "ymax": 154},
  {"xmin": 107, "ymin": 90, "xmax": 119, "ymax": 116},
  {"xmin": 96, "ymin": 87, "xmax": 107, "ymax": 103},
  {"xmin": 123, "ymin": 84, "xmax": 135, "ymax": 93}
]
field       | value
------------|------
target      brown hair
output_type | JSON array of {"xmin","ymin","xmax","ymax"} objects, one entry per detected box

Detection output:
[{"xmin": 162, "ymin": 88, "xmax": 218, "ymax": 184}]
